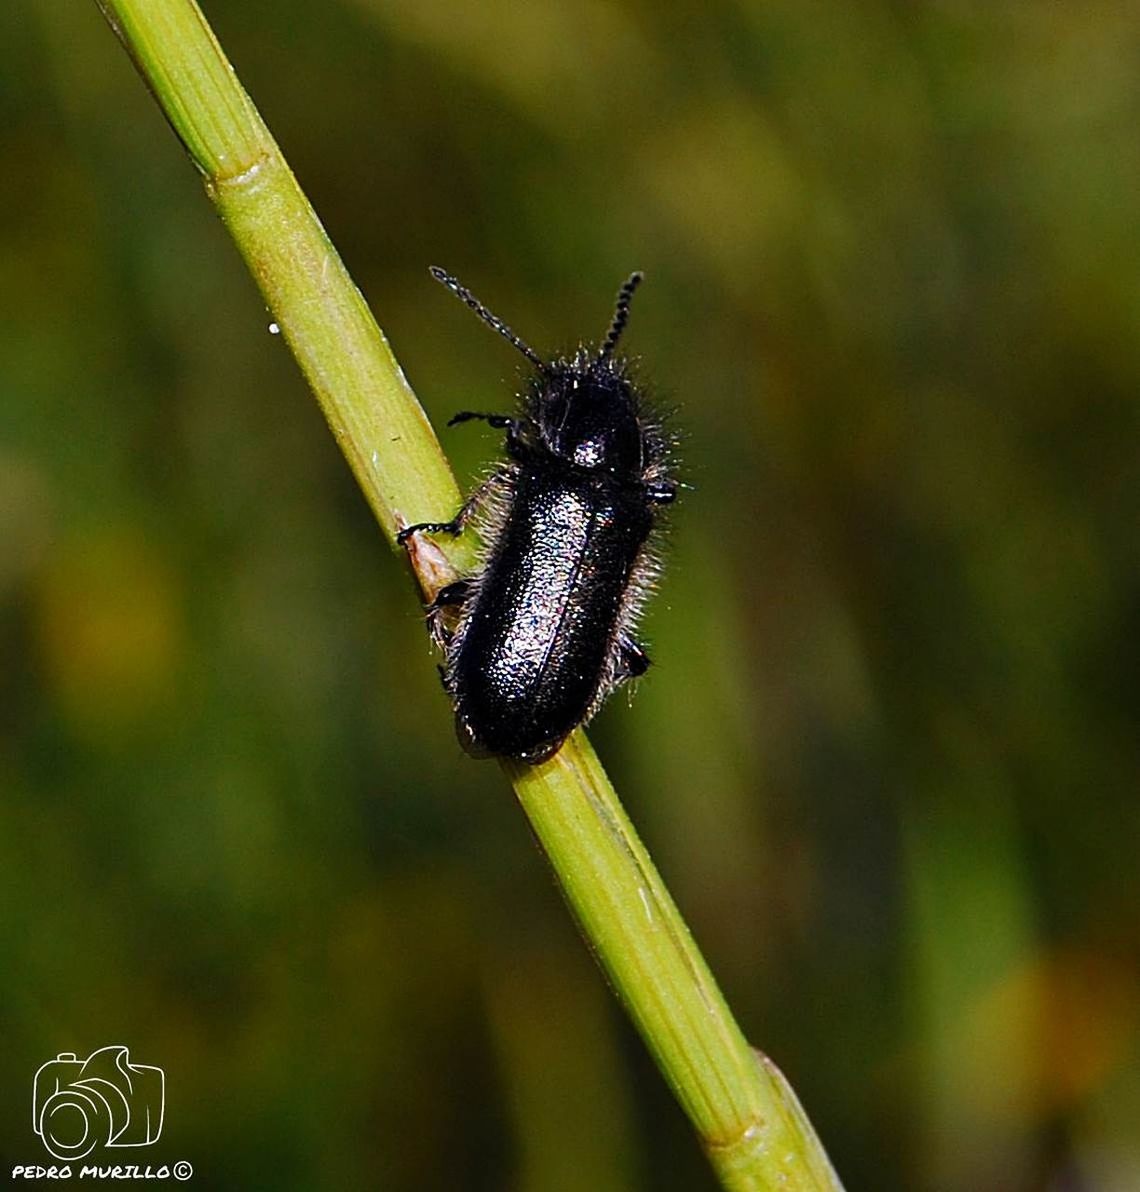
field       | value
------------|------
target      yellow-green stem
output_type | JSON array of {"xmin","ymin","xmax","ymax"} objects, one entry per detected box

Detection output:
[
  {"xmin": 509, "ymin": 737, "xmax": 841, "ymax": 1189},
  {"xmin": 94, "ymin": 2, "xmax": 842, "ymax": 1186}
]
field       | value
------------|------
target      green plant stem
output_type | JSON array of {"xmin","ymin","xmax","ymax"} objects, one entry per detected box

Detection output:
[
  {"xmin": 95, "ymin": 0, "xmax": 466, "ymax": 555},
  {"xmin": 95, "ymin": 2, "xmax": 842, "ymax": 1186},
  {"xmin": 509, "ymin": 737, "xmax": 841, "ymax": 1189}
]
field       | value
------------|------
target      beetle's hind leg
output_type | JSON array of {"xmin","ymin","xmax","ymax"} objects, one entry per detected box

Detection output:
[
  {"xmin": 426, "ymin": 579, "xmax": 473, "ymax": 649},
  {"xmin": 615, "ymin": 634, "xmax": 651, "ymax": 681},
  {"xmin": 644, "ymin": 479, "xmax": 678, "ymax": 505},
  {"xmin": 429, "ymin": 580, "xmax": 472, "ymax": 611},
  {"xmin": 591, "ymin": 633, "xmax": 651, "ymax": 719}
]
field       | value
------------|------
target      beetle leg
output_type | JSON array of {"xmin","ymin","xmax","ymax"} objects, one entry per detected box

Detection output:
[
  {"xmin": 615, "ymin": 634, "xmax": 652, "ymax": 681},
  {"xmin": 429, "ymin": 580, "xmax": 472, "ymax": 611},
  {"xmin": 644, "ymin": 479, "xmax": 678, "ymax": 505},
  {"xmin": 447, "ymin": 411, "xmax": 542, "ymax": 464},
  {"xmin": 397, "ymin": 514, "xmax": 464, "ymax": 543},
  {"xmin": 397, "ymin": 473, "xmax": 503, "ymax": 544},
  {"xmin": 426, "ymin": 579, "xmax": 473, "ymax": 648},
  {"xmin": 447, "ymin": 411, "xmax": 518, "ymax": 430}
]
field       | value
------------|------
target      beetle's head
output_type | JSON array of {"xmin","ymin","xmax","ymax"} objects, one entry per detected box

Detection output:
[
  {"xmin": 536, "ymin": 359, "xmax": 642, "ymax": 474},
  {"xmin": 427, "ymin": 267, "xmax": 648, "ymax": 476},
  {"xmin": 535, "ymin": 271, "xmax": 646, "ymax": 474}
]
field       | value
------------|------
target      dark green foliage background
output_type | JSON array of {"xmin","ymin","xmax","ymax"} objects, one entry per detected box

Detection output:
[{"xmin": 2, "ymin": 2, "xmax": 1138, "ymax": 1188}]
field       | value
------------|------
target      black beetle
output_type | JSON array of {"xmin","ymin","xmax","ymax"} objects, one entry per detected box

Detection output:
[{"xmin": 399, "ymin": 268, "xmax": 677, "ymax": 764}]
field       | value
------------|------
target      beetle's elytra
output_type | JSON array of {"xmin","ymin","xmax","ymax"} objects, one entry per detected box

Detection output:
[{"xmin": 399, "ymin": 268, "xmax": 677, "ymax": 764}]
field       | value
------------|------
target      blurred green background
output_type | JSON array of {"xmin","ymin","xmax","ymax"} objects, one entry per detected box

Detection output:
[{"xmin": 2, "ymin": 1, "xmax": 1138, "ymax": 1188}]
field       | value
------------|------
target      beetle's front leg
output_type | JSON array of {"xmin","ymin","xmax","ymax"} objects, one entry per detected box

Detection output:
[{"xmin": 447, "ymin": 411, "xmax": 518, "ymax": 431}]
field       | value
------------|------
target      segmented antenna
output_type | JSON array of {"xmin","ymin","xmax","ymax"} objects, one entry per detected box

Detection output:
[
  {"xmin": 599, "ymin": 272, "xmax": 644, "ymax": 359},
  {"xmin": 430, "ymin": 266, "xmax": 546, "ymax": 371}
]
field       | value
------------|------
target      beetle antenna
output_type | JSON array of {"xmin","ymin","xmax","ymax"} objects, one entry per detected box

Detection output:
[
  {"xmin": 430, "ymin": 267, "xmax": 547, "ymax": 372},
  {"xmin": 599, "ymin": 272, "xmax": 643, "ymax": 359}
]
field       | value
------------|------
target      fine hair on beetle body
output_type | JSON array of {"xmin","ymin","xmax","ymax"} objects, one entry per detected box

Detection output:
[{"xmin": 400, "ymin": 267, "xmax": 678, "ymax": 765}]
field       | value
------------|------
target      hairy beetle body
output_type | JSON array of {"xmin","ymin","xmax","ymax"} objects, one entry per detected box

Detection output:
[{"xmin": 401, "ymin": 271, "xmax": 676, "ymax": 764}]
